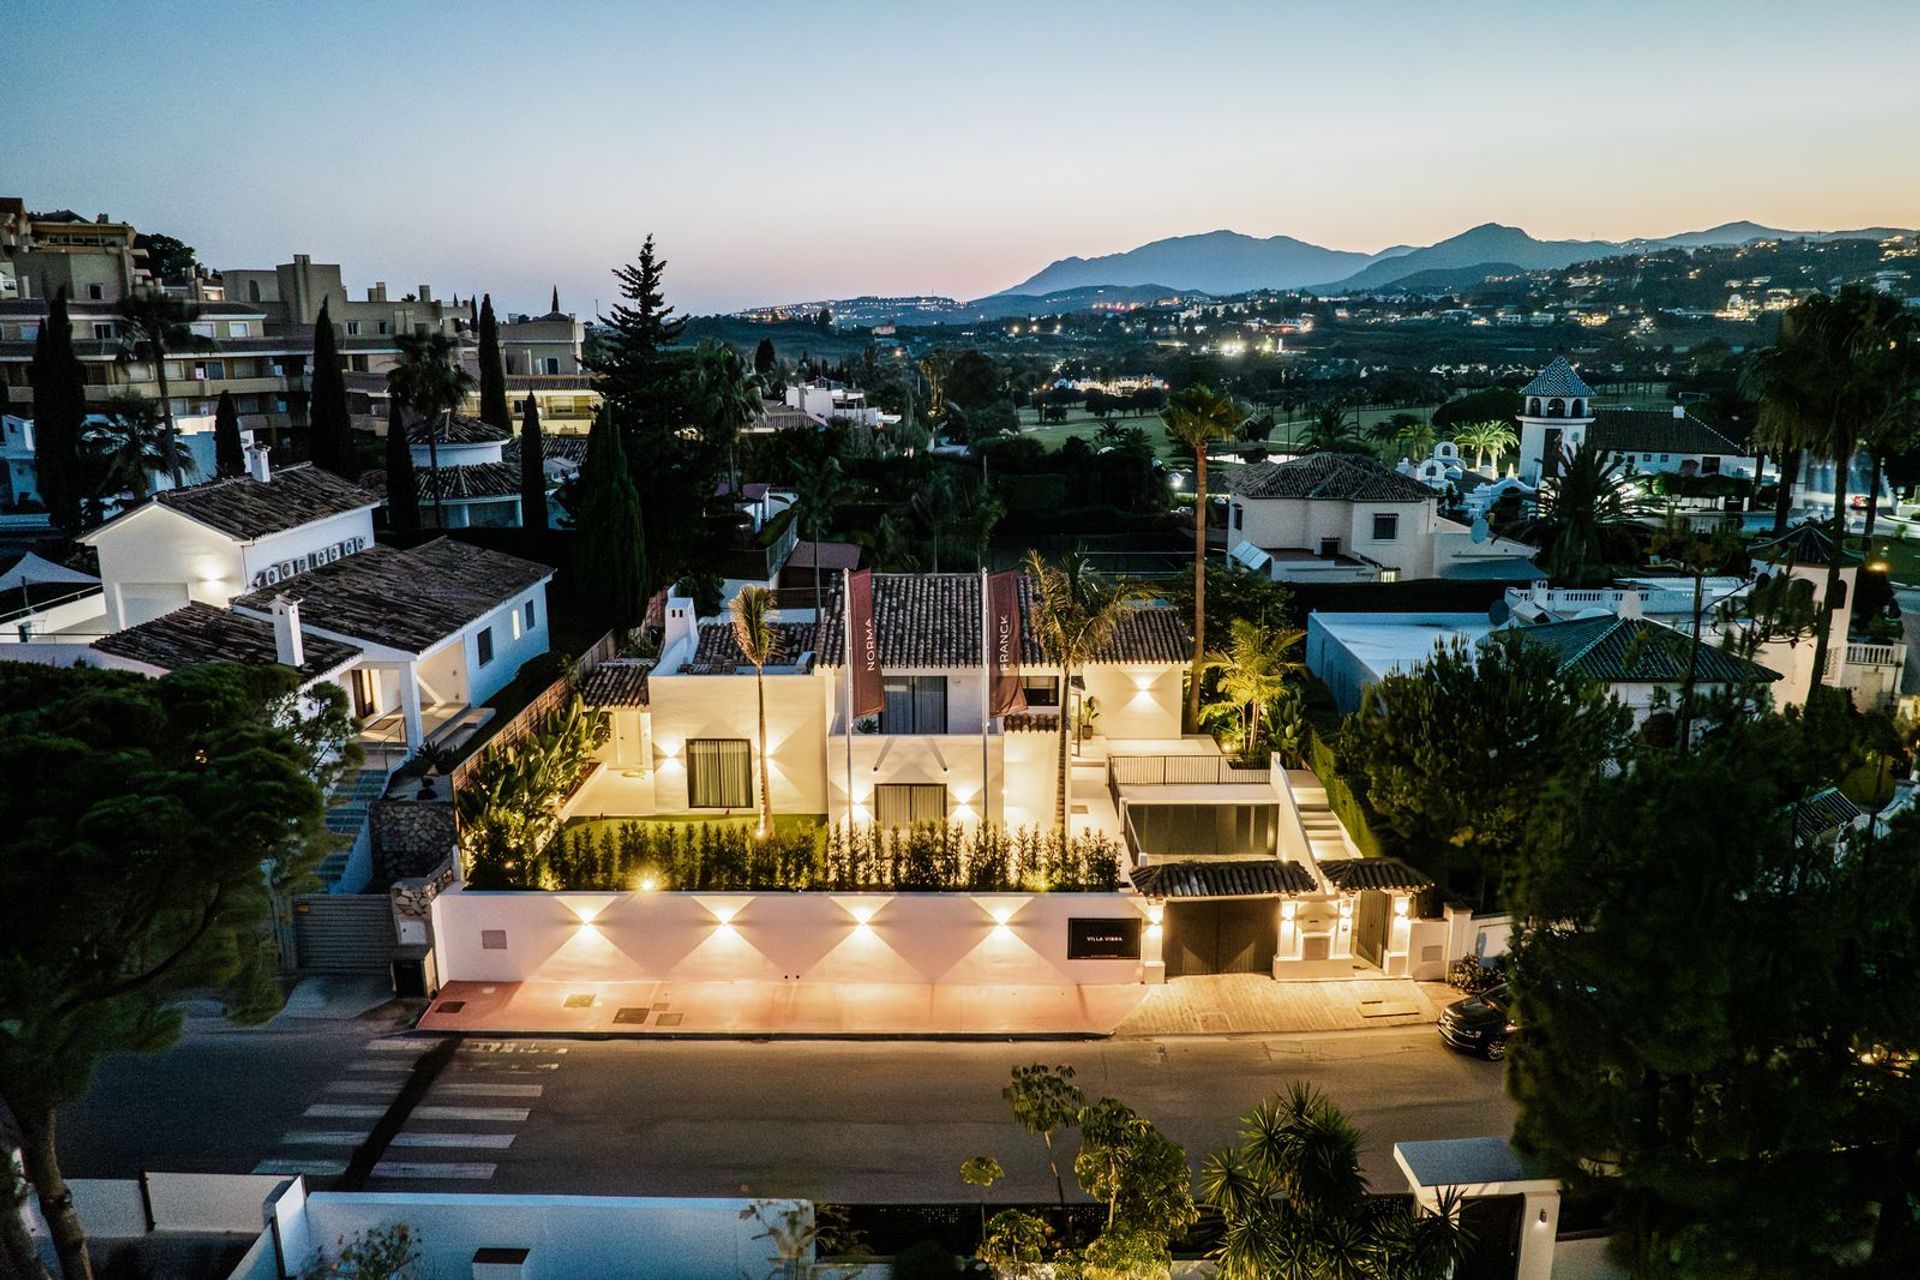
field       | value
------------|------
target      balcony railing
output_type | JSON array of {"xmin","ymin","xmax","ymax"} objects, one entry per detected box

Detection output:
[{"xmin": 1109, "ymin": 755, "xmax": 1272, "ymax": 787}]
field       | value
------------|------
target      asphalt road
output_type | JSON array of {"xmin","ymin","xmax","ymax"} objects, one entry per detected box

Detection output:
[
  {"xmin": 362, "ymin": 1029, "xmax": 1513, "ymax": 1201},
  {"xmin": 59, "ymin": 1022, "xmax": 1512, "ymax": 1201}
]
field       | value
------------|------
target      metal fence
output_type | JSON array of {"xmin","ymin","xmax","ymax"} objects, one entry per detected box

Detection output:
[{"xmin": 1108, "ymin": 755, "xmax": 1273, "ymax": 786}]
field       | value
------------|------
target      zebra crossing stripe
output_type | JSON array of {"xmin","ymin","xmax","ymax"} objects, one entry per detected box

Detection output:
[
  {"xmin": 371, "ymin": 1160, "xmax": 496, "ymax": 1179},
  {"xmin": 326, "ymin": 1080, "xmax": 405, "ymax": 1095},
  {"xmin": 254, "ymin": 1158, "xmax": 347, "ymax": 1176},
  {"xmin": 389, "ymin": 1131, "xmax": 517, "ymax": 1149},
  {"xmin": 434, "ymin": 1083, "xmax": 544, "ymax": 1098},
  {"xmin": 281, "ymin": 1130, "xmax": 371, "ymax": 1146},
  {"xmin": 305, "ymin": 1103, "xmax": 387, "ymax": 1119},
  {"xmin": 412, "ymin": 1105, "xmax": 531, "ymax": 1122}
]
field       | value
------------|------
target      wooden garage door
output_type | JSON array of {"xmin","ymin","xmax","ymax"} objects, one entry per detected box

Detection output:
[{"xmin": 1164, "ymin": 900, "xmax": 1278, "ymax": 978}]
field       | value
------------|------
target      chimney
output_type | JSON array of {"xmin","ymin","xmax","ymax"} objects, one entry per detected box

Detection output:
[
  {"xmin": 371, "ymin": 282, "xmax": 388, "ymax": 303},
  {"xmin": 246, "ymin": 443, "xmax": 272, "ymax": 483},
  {"xmin": 271, "ymin": 596, "xmax": 304, "ymax": 669},
  {"xmin": 1672, "ymin": 404, "xmax": 1686, "ymax": 420},
  {"xmin": 418, "ymin": 285, "xmax": 434, "ymax": 304},
  {"xmin": 471, "ymin": 1247, "xmax": 529, "ymax": 1280}
]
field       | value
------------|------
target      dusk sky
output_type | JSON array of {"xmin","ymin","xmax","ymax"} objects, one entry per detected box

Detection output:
[{"xmin": 17, "ymin": 1, "xmax": 1920, "ymax": 316}]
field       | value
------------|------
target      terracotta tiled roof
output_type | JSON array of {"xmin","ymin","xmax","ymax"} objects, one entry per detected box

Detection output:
[
  {"xmin": 144, "ymin": 463, "xmax": 377, "ymax": 541},
  {"xmin": 92, "ymin": 602, "xmax": 360, "ymax": 680},
  {"xmin": 1319, "ymin": 857, "xmax": 1434, "ymax": 892},
  {"xmin": 1588, "ymin": 408, "xmax": 1747, "ymax": 458},
  {"xmin": 406, "ymin": 414, "xmax": 510, "ymax": 445},
  {"xmin": 1130, "ymin": 860, "xmax": 1318, "ymax": 898},
  {"xmin": 1512, "ymin": 616, "xmax": 1779, "ymax": 685},
  {"xmin": 1231, "ymin": 453, "xmax": 1439, "ymax": 503},
  {"xmin": 231, "ymin": 537, "xmax": 552, "ymax": 654},
  {"xmin": 1753, "ymin": 522, "xmax": 1858, "ymax": 567},
  {"xmin": 683, "ymin": 621, "xmax": 819, "ymax": 673},
  {"xmin": 579, "ymin": 659, "xmax": 652, "ymax": 707},
  {"xmin": 420, "ymin": 461, "xmax": 521, "ymax": 501},
  {"xmin": 1521, "ymin": 356, "xmax": 1596, "ymax": 400},
  {"xmin": 813, "ymin": 573, "xmax": 1189, "ymax": 668}
]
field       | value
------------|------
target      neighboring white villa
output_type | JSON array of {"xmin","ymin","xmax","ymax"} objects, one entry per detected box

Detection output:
[
  {"xmin": 1514, "ymin": 356, "xmax": 1757, "ymax": 484},
  {"xmin": 782, "ymin": 377, "xmax": 895, "ymax": 429},
  {"xmin": 1226, "ymin": 451, "xmax": 1539, "ymax": 584},
  {"xmin": 401, "ymin": 413, "xmax": 526, "ymax": 528}
]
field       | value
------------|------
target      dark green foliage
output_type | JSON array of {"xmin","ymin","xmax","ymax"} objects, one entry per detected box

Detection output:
[
  {"xmin": 1507, "ymin": 711, "xmax": 1920, "ymax": 1277},
  {"xmin": 1337, "ymin": 632, "xmax": 1631, "ymax": 904},
  {"xmin": 307, "ymin": 299, "xmax": 356, "ymax": 477},
  {"xmin": 518, "ymin": 395, "xmax": 548, "ymax": 530},
  {"xmin": 213, "ymin": 389, "xmax": 244, "ymax": 478},
  {"xmin": 753, "ymin": 336, "xmax": 776, "ymax": 377},
  {"xmin": 889, "ymin": 1240, "xmax": 959, "ymax": 1280},
  {"xmin": 477, "ymin": 294, "xmax": 510, "ymax": 431},
  {"xmin": 1431, "ymin": 385, "xmax": 1522, "ymax": 431},
  {"xmin": 383, "ymin": 398, "xmax": 419, "ymax": 533},
  {"xmin": 29, "ymin": 290, "xmax": 86, "ymax": 531},
  {"xmin": 572, "ymin": 410, "xmax": 648, "ymax": 628},
  {"xmin": 534, "ymin": 822, "xmax": 1120, "ymax": 893}
]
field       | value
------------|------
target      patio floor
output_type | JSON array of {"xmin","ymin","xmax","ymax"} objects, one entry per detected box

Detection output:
[{"xmin": 414, "ymin": 974, "xmax": 1449, "ymax": 1039}]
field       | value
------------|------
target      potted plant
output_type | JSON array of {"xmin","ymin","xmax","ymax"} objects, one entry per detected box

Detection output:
[{"xmin": 410, "ymin": 743, "xmax": 455, "ymax": 799}]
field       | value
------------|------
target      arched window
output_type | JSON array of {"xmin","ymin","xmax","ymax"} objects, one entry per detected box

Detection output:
[
  {"xmin": 1546, "ymin": 398, "xmax": 1564, "ymax": 418},
  {"xmin": 1569, "ymin": 398, "xmax": 1584, "ymax": 417},
  {"xmin": 1527, "ymin": 397, "xmax": 1541, "ymax": 416}
]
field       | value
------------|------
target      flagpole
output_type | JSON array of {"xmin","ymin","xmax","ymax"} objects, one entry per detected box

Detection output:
[
  {"xmin": 842, "ymin": 568, "xmax": 855, "ymax": 842},
  {"xmin": 980, "ymin": 566, "xmax": 990, "ymax": 827}
]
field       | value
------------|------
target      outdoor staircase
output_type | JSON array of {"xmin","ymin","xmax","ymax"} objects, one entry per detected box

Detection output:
[
  {"xmin": 317, "ymin": 766, "xmax": 392, "ymax": 889},
  {"xmin": 1295, "ymin": 792, "xmax": 1358, "ymax": 864}
]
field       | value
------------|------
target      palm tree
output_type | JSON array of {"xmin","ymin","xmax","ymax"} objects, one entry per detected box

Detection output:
[
  {"xmin": 1523, "ymin": 441, "xmax": 1642, "ymax": 586},
  {"xmin": 1454, "ymin": 420, "xmax": 1518, "ymax": 472},
  {"xmin": 117, "ymin": 289, "xmax": 209, "ymax": 488},
  {"xmin": 1161, "ymin": 383, "xmax": 1244, "ymax": 731},
  {"xmin": 694, "ymin": 340, "xmax": 765, "ymax": 500},
  {"xmin": 1199, "ymin": 619, "xmax": 1305, "ymax": 760},
  {"xmin": 1199, "ymin": 1084, "xmax": 1468, "ymax": 1280},
  {"xmin": 387, "ymin": 329, "xmax": 475, "ymax": 529},
  {"xmin": 1297, "ymin": 404, "xmax": 1369, "ymax": 454},
  {"xmin": 83, "ymin": 391, "xmax": 194, "ymax": 502},
  {"xmin": 1022, "ymin": 551, "xmax": 1143, "ymax": 832},
  {"xmin": 730, "ymin": 585, "xmax": 778, "ymax": 838},
  {"xmin": 1395, "ymin": 418, "xmax": 1438, "ymax": 460},
  {"xmin": 1743, "ymin": 287, "xmax": 1919, "ymax": 689}
]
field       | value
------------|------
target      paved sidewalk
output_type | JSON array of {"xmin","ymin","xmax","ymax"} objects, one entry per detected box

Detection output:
[{"xmin": 415, "ymin": 974, "xmax": 1449, "ymax": 1039}]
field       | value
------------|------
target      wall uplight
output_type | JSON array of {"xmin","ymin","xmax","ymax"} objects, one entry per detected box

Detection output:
[
  {"xmin": 1338, "ymin": 898, "xmax": 1353, "ymax": 918},
  {"xmin": 1393, "ymin": 896, "xmax": 1410, "ymax": 917},
  {"xmin": 1145, "ymin": 901, "xmax": 1165, "ymax": 926},
  {"xmin": 637, "ymin": 874, "xmax": 660, "ymax": 893}
]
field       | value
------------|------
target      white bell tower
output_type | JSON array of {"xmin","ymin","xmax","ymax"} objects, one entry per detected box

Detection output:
[{"xmin": 1514, "ymin": 356, "xmax": 1597, "ymax": 485}]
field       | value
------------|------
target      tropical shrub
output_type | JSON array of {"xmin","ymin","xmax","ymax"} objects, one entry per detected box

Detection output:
[{"xmin": 456, "ymin": 695, "xmax": 609, "ymax": 887}]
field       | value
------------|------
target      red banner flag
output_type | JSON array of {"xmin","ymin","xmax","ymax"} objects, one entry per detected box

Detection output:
[
  {"xmin": 986, "ymin": 569, "xmax": 1028, "ymax": 716},
  {"xmin": 846, "ymin": 569, "xmax": 884, "ymax": 719}
]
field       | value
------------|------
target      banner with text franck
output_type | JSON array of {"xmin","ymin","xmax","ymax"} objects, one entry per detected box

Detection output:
[
  {"xmin": 846, "ymin": 569, "xmax": 884, "ymax": 719},
  {"xmin": 986, "ymin": 569, "xmax": 1028, "ymax": 716}
]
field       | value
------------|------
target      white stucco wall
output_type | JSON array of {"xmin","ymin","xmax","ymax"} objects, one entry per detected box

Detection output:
[
  {"xmin": 432, "ymin": 887, "xmax": 1149, "ymax": 986},
  {"xmin": 646, "ymin": 670, "xmax": 832, "ymax": 815},
  {"xmin": 1231, "ymin": 495, "xmax": 1440, "ymax": 579}
]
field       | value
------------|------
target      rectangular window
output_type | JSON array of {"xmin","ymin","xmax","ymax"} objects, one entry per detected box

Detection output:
[
  {"xmin": 87, "ymin": 284, "xmax": 103, "ymax": 300},
  {"xmin": 92, "ymin": 322, "xmax": 115, "ymax": 340},
  {"xmin": 544, "ymin": 357, "xmax": 561, "ymax": 375},
  {"xmin": 687, "ymin": 738, "xmax": 753, "ymax": 809},
  {"xmin": 882, "ymin": 675, "xmax": 948, "ymax": 734},
  {"xmin": 524, "ymin": 599, "xmax": 537, "ymax": 631},
  {"xmin": 873, "ymin": 783, "xmax": 947, "ymax": 828},
  {"xmin": 1371, "ymin": 512, "xmax": 1399, "ymax": 541},
  {"xmin": 1022, "ymin": 674, "xmax": 1061, "ymax": 707},
  {"xmin": 345, "ymin": 320, "xmax": 361, "ymax": 336},
  {"xmin": 230, "ymin": 321, "xmax": 251, "ymax": 338},
  {"xmin": 378, "ymin": 321, "xmax": 390, "ymax": 335},
  {"xmin": 1232, "ymin": 504, "xmax": 1243, "ymax": 530},
  {"xmin": 476, "ymin": 626, "xmax": 494, "ymax": 666}
]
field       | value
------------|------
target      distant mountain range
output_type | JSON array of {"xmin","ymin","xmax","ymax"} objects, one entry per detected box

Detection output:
[{"xmin": 995, "ymin": 220, "xmax": 1914, "ymax": 298}]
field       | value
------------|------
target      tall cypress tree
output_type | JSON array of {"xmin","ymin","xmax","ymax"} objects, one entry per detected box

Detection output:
[
  {"xmin": 572, "ymin": 409, "xmax": 646, "ymax": 629},
  {"xmin": 307, "ymin": 299, "xmax": 356, "ymax": 477},
  {"xmin": 213, "ymin": 389, "xmax": 245, "ymax": 478},
  {"xmin": 384, "ymin": 397, "xmax": 420, "ymax": 534},
  {"xmin": 549, "ymin": 286, "xmax": 560, "ymax": 315},
  {"xmin": 519, "ymin": 395, "xmax": 548, "ymax": 531},
  {"xmin": 753, "ymin": 337, "xmax": 776, "ymax": 379},
  {"xmin": 30, "ymin": 290, "xmax": 86, "ymax": 531},
  {"xmin": 477, "ymin": 294, "xmax": 510, "ymax": 431}
]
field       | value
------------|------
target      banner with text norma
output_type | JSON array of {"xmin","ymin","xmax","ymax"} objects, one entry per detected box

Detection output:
[
  {"xmin": 847, "ymin": 569, "xmax": 884, "ymax": 719},
  {"xmin": 986, "ymin": 569, "xmax": 1028, "ymax": 716}
]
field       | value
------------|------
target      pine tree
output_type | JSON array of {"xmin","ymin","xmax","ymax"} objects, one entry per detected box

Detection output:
[
  {"xmin": 572, "ymin": 410, "xmax": 647, "ymax": 628},
  {"xmin": 307, "ymin": 299, "xmax": 356, "ymax": 477},
  {"xmin": 384, "ymin": 397, "xmax": 420, "ymax": 534},
  {"xmin": 519, "ymin": 395, "xmax": 548, "ymax": 531},
  {"xmin": 589, "ymin": 234, "xmax": 686, "ymax": 420},
  {"xmin": 477, "ymin": 294, "xmax": 510, "ymax": 431},
  {"xmin": 29, "ymin": 290, "xmax": 86, "ymax": 532},
  {"xmin": 213, "ymin": 389, "xmax": 245, "ymax": 478}
]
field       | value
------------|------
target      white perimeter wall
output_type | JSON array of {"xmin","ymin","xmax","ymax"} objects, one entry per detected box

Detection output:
[{"xmin": 433, "ymin": 888, "xmax": 1149, "ymax": 985}]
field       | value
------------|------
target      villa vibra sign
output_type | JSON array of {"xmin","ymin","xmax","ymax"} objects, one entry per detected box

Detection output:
[{"xmin": 248, "ymin": 535, "xmax": 367, "ymax": 589}]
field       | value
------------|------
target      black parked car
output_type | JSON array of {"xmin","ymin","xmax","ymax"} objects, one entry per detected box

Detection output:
[{"xmin": 1438, "ymin": 983, "xmax": 1516, "ymax": 1060}]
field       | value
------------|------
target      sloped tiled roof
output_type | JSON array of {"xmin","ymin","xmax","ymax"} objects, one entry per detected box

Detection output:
[
  {"xmin": 1130, "ymin": 859, "xmax": 1318, "ymax": 898},
  {"xmin": 1588, "ymin": 408, "xmax": 1748, "ymax": 458},
  {"xmin": 1512, "ymin": 615, "xmax": 1779, "ymax": 685},
  {"xmin": 1753, "ymin": 522, "xmax": 1859, "ymax": 567},
  {"xmin": 144, "ymin": 463, "xmax": 377, "ymax": 541},
  {"xmin": 92, "ymin": 602, "xmax": 360, "ymax": 680},
  {"xmin": 1521, "ymin": 356, "xmax": 1596, "ymax": 400},
  {"xmin": 579, "ymin": 660, "xmax": 651, "ymax": 707},
  {"xmin": 1795, "ymin": 787, "xmax": 1863, "ymax": 842},
  {"xmin": 1232, "ymin": 452, "xmax": 1439, "ymax": 503},
  {"xmin": 420, "ymin": 461, "xmax": 521, "ymax": 501},
  {"xmin": 813, "ymin": 574, "xmax": 1190, "ymax": 668},
  {"xmin": 232, "ymin": 538, "xmax": 552, "ymax": 653},
  {"xmin": 406, "ymin": 414, "xmax": 510, "ymax": 445},
  {"xmin": 501, "ymin": 434, "xmax": 589, "ymax": 469},
  {"xmin": 684, "ymin": 620, "xmax": 819, "ymax": 673},
  {"xmin": 1320, "ymin": 857, "xmax": 1434, "ymax": 892}
]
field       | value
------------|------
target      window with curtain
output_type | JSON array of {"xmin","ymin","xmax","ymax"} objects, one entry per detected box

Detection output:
[
  {"xmin": 687, "ymin": 738, "xmax": 752, "ymax": 808},
  {"xmin": 881, "ymin": 675, "xmax": 948, "ymax": 734},
  {"xmin": 873, "ymin": 783, "xmax": 948, "ymax": 828}
]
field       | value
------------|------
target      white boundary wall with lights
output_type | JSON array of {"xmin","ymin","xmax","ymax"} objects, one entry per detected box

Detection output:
[{"xmin": 431, "ymin": 888, "xmax": 1153, "ymax": 986}]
